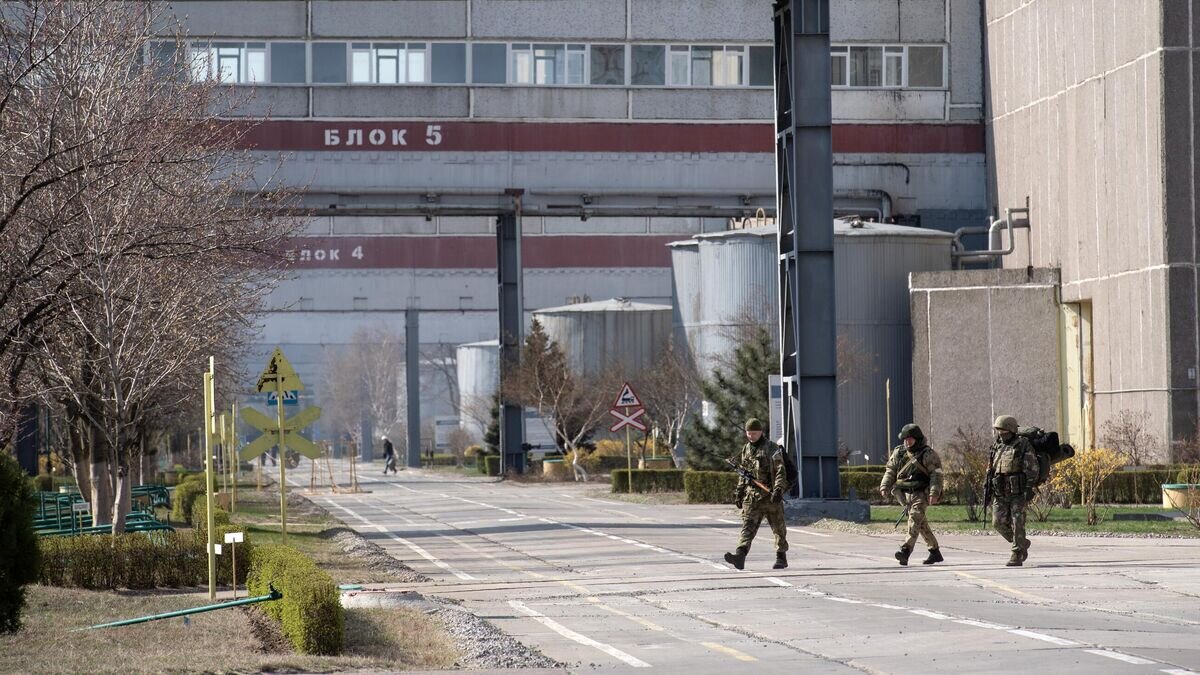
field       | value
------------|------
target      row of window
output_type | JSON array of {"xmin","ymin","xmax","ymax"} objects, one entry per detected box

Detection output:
[{"xmin": 176, "ymin": 41, "xmax": 947, "ymax": 90}]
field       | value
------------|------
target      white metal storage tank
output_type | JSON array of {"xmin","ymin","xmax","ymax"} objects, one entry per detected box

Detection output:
[
  {"xmin": 693, "ymin": 227, "xmax": 777, "ymax": 377},
  {"xmin": 455, "ymin": 339, "xmax": 499, "ymax": 440},
  {"xmin": 668, "ymin": 239, "xmax": 701, "ymax": 360},
  {"xmin": 534, "ymin": 298, "xmax": 672, "ymax": 377}
]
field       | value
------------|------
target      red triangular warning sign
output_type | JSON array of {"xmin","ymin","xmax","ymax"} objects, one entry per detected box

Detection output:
[{"xmin": 612, "ymin": 382, "xmax": 641, "ymax": 408}]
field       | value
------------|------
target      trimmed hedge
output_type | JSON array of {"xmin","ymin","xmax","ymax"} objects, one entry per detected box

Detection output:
[
  {"xmin": 483, "ymin": 455, "xmax": 501, "ymax": 476},
  {"xmin": 2, "ymin": 453, "xmax": 39, "ymax": 633},
  {"xmin": 611, "ymin": 469, "xmax": 686, "ymax": 493},
  {"xmin": 840, "ymin": 470, "xmax": 887, "ymax": 503},
  {"xmin": 38, "ymin": 525, "xmax": 252, "ymax": 590},
  {"xmin": 426, "ymin": 454, "xmax": 457, "ymax": 467},
  {"xmin": 247, "ymin": 544, "xmax": 343, "ymax": 655},
  {"xmin": 684, "ymin": 470, "xmax": 739, "ymax": 504},
  {"xmin": 191, "ymin": 495, "xmax": 232, "ymax": 532},
  {"xmin": 598, "ymin": 455, "xmax": 633, "ymax": 472},
  {"xmin": 171, "ymin": 475, "xmax": 206, "ymax": 524}
]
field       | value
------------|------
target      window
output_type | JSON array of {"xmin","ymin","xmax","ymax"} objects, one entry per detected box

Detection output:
[
  {"xmin": 348, "ymin": 43, "xmax": 427, "ymax": 84},
  {"xmin": 472, "ymin": 43, "xmax": 507, "ymax": 83},
  {"xmin": 511, "ymin": 43, "xmax": 585, "ymax": 85},
  {"xmin": 270, "ymin": 42, "xmax": 306, "ymax": 83},
  {"xmin": 590, "ymin": 44, "xmax": 624, "ymax": 85},
  {"xmin": 312, "ymin": 42, "xmax": 347, "ymax": 83},
  {"xmin": 714, "ymin": 46, "xmax": 744, "ymax": 86},
  {"xmin": 830, "ymin": 46, "xmax": 847, "ymax": 86},
  {"xmin": 189, "ymin": 42, "xmax": 266, "ymax": 83},
  {"xmin": 431, "ymin": 43, "xmax": 466, "ymax": 83},
  {"xmin": 834, "ymin": 44, "xmax": 946, "ymax": 89},
  {"xmin": 631, "ymin": 44, "xmax": 665, "ymax": 85},
  {"xmin": 907, "ymin": 46, "xmax": 944, "ymax": 88},
  {"xmin": 748, "ymin": 45, "xmax": 773, "ymax": 86},
  {"xmin": 669, "ymin": 45, "xmax": 688, "ymax": 85}
]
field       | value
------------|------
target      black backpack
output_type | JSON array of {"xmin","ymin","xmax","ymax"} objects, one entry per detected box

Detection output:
[
  {"xmin": 1016, "ymin": 426, "xmax": 1075, "ymax": 487},
  {"xmin": 776, "ymin": 443, "xmax": 799, "ymax": 493}
]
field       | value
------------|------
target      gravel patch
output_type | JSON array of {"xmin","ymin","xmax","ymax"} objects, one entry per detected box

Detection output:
[
  {"xmin": 320, "ymin": 527, "xmax": 429, "ymax": 583},
  {"xmin": 432, "ymin": 599, "xmax": 563, "ymax": 670}
]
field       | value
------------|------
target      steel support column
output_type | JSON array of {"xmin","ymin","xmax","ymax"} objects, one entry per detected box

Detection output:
[
  {"xmin": 496, "ymin": 210, "xmax": 526, "ymax": 474},
  {"xmin": 775, "ymin": 0, "xmax": 840, "ymax": 499},
  {"xmin": 405, "ymin": 308, "xmax": 422, "ymax": 468}
]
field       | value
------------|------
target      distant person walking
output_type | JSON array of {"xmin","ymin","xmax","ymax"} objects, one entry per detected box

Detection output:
[{"xmin": 382, "ymin": 435, "xmax": 397, "ymax": 474}]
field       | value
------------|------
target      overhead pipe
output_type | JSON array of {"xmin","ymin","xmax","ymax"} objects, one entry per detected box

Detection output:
[{"xmin": 951, "ymin": 198, "xmax": 1031, "ymax": 267}]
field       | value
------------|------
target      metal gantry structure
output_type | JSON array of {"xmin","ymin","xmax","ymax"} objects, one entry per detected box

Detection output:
[
  {"xmin": 773, "ymin": 0, "xmax": 841, "ymax": 499},
  {"xmin": 496, "ymin": 205, "xmax": 527, "ymax": 473}
]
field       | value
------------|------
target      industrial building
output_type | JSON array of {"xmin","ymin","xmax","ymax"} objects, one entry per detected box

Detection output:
[{"xmin": 158, "ymin": 0, "xmax": 988, "ymax": 456}]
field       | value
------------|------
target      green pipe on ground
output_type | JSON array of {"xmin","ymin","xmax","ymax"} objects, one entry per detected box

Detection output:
[{"xmin": 79, "ymin": 585, "xmax": 282, "ymax": 631}]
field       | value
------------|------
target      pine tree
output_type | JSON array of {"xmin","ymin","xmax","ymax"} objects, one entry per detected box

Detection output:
[
  {"xmin": 681, "ymin": 327, "xmax": 774, "ymax": 470},
  {"xmin": 482, "ymin": 393, "xmax": 501, "ymax": 455}
]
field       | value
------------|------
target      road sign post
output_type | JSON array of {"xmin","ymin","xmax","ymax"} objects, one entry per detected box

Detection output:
[
  {"xmin": 608, "ymin": 383, "xmax": 645, "ymax": 493},
  {"xmin": 203, "ymin": 357, "xmax": 216, "ymax": 600}
]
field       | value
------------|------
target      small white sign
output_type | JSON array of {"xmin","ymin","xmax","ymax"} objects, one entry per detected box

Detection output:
[
  {"xmin": 72, "ymin": 502, "xmax": 90, "ymax": 513},
  {"xmin": 211, "ymin": 543, "xmax": 223, "ymax": 555},
  {"xmin": 769, "ymin": 374, "xmax": 783, "ymax": 443},
  {"xmin": 224, "ymin": 532, "xmax": 244, "ymax": 544},
  {"xmin": 434, "ymin": 417, "xmax": 458, "ymax": 450}
]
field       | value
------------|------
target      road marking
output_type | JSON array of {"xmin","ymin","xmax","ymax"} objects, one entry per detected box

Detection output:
[
  {"xmin": 1008, "ymin": 629, "xmax": 1077, "ymax": 646},
  {"xmin": 1084, "ymin": 650, "xmax": 1157, "ymax": 665},
  {"xmin": 324, "ymin": 501, "xmax": 476, "ymax": 581},
  {"xmin": 870, "ymin": 603, "xmax": 907, "ymax": 610},
  {"xmin": 954, "ymin": 619, "xmax": 1011, "ymax": 630},
  {"xmin": 909, "ymin": 609, "xmax": 950, "ymax": 620},
  {"xmin": 955, "ymin": 571, "xmax": 1054, "ymax": 604},
  {"xmin": 701, "ymin": 642, "xmax": 757, "ymax": 662},
  {"xmin": 715, "ymin": 518, "xmax": 740, "ymax": 525},
  {"xmin": 792, "ymin": 529, "xmax": 833, "ymax": 538},
  {"xmin": 1161, "ymin": 669, "xmax": 1200, "ymax": 675},
  {"xmin": 765, "ymin": 577, "xmax": 793, "ymax": 587},
  {"xmin": 587, "ymin": 597, "xmax": 665, "ymax": 632},
  {"xmin": 825, "ymin": 597, "xmax": 862, "ymax": 604},
  {"xmin": 509, "ymin": 601, "xmax": 651, "ymax": 668}
]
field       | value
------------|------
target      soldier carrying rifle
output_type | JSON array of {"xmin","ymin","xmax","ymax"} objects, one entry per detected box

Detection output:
[
  {"xmin": 880, "ymin": 424, "xmax": 944, "ymax": 566},
  {"xmin": 723, "ymin": 419, "xmax": 790, "ymax": 571}
]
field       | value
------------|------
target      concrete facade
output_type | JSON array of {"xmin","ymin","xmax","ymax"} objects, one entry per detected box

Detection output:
[
  {"xmin": 159, "ymin": 0, "xmax": 990, "ymax": 446},
  {"xmin": 911, "ymin": 269, "xmax": 1062, "ymax": 451},
  {"xmin": 980, "ymin": 0, "xmax": 1197, "ymax": 459}
]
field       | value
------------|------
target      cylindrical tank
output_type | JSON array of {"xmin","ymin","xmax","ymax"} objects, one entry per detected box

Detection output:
[
  {"xmin": 668, "ymin": 239, "xmax": 701, "ymax": 361},
  {"xmin": 456, "ymin": 339, "xmax": 498, "ymax": 440},
  {"xmin": 693, "ymin": 227, "xmax": 777, "ymax": 377},
  {"xmin": 534, "ymin": 298, "xmax": 673, "ymax": 377},
  {"xmin": 833, "ymin": 219, "xmax": 953, "ymax": 463}
]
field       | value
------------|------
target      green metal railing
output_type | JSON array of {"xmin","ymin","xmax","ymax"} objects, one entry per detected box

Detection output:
[{"xmin": 80, "ymin": 586, "xmax": 282, "ymax": 631}]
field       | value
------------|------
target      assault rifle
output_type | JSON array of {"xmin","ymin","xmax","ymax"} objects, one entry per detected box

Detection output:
[
  {"xmin": 725, "ymin": 458, "xmax": 772, "ymax": 494},
  {"xmin": 894, "ymin": 496, "xmax": 914, "ymax": 529},
  {"xmin": 982, "ymin": 459, "xmax": 995, "ymax": 523}
]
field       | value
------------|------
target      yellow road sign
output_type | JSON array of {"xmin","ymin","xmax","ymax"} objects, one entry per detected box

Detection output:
[
  {"xmin": 256, "ymin": 347, "xmax": 304, "ymax": 394},
  {"xmin": 238, "ymin": 405, "xmax": 323, "ymax": 460}
]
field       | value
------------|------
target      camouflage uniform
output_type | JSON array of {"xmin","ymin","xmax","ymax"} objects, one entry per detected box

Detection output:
[
  {"xmin": 880, "ymin": 424, "xmax": 944, "ymax": 565},
  {"xmin": 733, "ymin": 437, "xmax": 790, "ymax": 555},
  {"xmin": 990, "ymin": 415, "xmax": 1040, "ymax": 566}
]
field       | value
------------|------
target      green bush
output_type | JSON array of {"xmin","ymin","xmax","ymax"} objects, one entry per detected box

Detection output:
[
  {"xmin": 191, "ymin": 495, "xmax": 231, "ymax": 532},
  {"xmin": 37, "ymin": 527, "xmax": 252, "ymax": 590},
  {"xmin": 1, "ymin": 453, "xmax": 39, "ymax": 633},
  {"xmin": 1093, "ymin": 469, "xmax": 1178, "ymax": 504},
  {"xmin": 840, "ymin": 470, "xmax": 887, "ymax": 503},
  {"xmin": 597, "ymin": 455, "xmax": 633, "ymax": 472},
  {"xmin": 484, "ymin": 455, "xmax": 501, "ymax": 476},
  {"xmin": 427, "ymin": 454, "xmax": 457, "ymax": 467},
  {"xmin": 611, "ymin": 469, "xmax": 686, "ymax": 493},
  {"xmin": 247, "ymin": 544, "xmax": 343, "ymax": 655},
  {"xmin": 684, "ymin": 470, "xmax": 739, "ymax": 504},
  {"xmin": 172, "ymin": 475, "xmax": 207, "ymax": 524},
  {"xmin": 840, "ymin": 464, "xmax": 887, "ymax": 472}
]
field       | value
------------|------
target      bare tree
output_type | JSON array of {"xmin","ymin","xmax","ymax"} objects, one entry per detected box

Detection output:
[
  {"xmin": 325, "ymin": 325, "xmax": 405, "ymax": 453},
  {"xmin": 6, "ymin": 1, "xmax": 296, "ymax": 530},
  {"xmin": 941, "ymin": 425, "xmax": 992, "ymax": 522},
  {"xmin": 1100, "ymin": 409, "xmax": 1158, "ymax": 503},
  {"xmin": 637, "ymin": 339, "xmax": 701, "ymax": 466},
  {"xmin": 422, "ymin": 342, "xmax": 460, "ymax": 418}
]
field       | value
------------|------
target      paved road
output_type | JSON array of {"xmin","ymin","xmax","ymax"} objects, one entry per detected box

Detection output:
[{"xmin": 277, "ymin": 464, "xmax": 1200, "ymax": 674}]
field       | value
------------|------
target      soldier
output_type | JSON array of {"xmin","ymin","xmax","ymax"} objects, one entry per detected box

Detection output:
[
  {"xmin": 723, "ymin": 418, "xmax": 790, "ymax": 571},
  {"xmin": 989, "ymin": 415, "xmax": 1039, "ymax": 566},
  {"xmin": 880, "ymin": 424, "xmax": 944, "ymax": 566}
]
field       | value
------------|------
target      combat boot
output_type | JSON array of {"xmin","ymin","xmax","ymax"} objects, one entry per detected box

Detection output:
[
  {"xmin": 723, "ymin": 547, "xmax": 748, "ymax": 570},
  {"xmin": 1005, "ymin": 550, "xmax": 1023, "ymax": 567},
  {"xmin": 773, "ymin": 552, "xmax": 788, "ymax": 570},
  {"xmin": 895, "ymin": 545, "xmax": 912, "ymax": 566},
  {"xmin": 922, "ymin": 548, "xmax": 944, "ymax": 565}
]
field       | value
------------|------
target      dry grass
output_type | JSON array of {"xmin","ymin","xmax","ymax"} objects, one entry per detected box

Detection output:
[{"xmin": 1, "ymin": 585, "xmax": 457, "ymax": 673}]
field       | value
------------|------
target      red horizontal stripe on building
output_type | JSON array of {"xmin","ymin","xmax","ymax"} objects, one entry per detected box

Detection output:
[
  {"xmin": 236, "ymin": 121, "xmax": 983, "ymax": 154},
  {"xmin": 283, "ymin": 235, "xmax": 679, "ymax": 270}
]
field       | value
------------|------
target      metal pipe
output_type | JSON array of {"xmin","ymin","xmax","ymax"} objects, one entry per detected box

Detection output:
[
  {"xmin": 834, "ymin": 189, "xmax": 893, "ymax": 221},
  {"xmin": 80, "ymin": 586, "xmax": 282, "ymax": 631}
]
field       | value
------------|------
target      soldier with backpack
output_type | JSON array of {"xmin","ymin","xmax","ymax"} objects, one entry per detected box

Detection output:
[
  {"xmin": 723, "ymin": 418, "xmax": 791, "ymax": 571},
  {"xmin": 988, "ymin": 415, "xmax": 1040, "ymax": 566},
  {"xmin": 880, "ymin": 424, "xmax": 944, "ymax": 566}
]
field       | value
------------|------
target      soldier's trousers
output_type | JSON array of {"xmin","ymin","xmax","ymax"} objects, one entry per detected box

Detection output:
[
  {"xmin": 893, "ymin": 489, "xmax": 938, "ymax": 550},
  {"xmin": 737, "ymin": 498, "xmax": 789, "ymax": 553},
  {"xmin": 992, "ymin": 495, "xmax": 1029, "ymax": 553}
]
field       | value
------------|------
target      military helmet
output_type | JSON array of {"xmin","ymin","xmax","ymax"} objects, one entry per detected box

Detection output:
[
  {"xmin": 993, "ymin": 415, "xmax": 1018, "ymax": 433},
  {"xmin": 744, "ymin": 418, "xmax": 765, "ymax": 432},
  {"xmin": 897, "ymin": 423, "xmax": 924, "ymax": 442}
]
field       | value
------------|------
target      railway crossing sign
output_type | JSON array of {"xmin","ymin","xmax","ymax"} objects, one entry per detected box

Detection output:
[
  {"xmin": 256, "ymin": 347, "xmax": 304, "ymax": 393},
  {"xmin": 609, "ymin": 407, "xmax": 647, "ymax": 433},
  {"xmin": 613, "ymin": 382, "xmax": 641, "ymax": 408},
  {"xmin": 266, "ymin": 390, "xmax": 299, "ymax": 406},
  {"xmin": 239, "ymin": 405, "xmax": 323, "ymax": 460}
]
